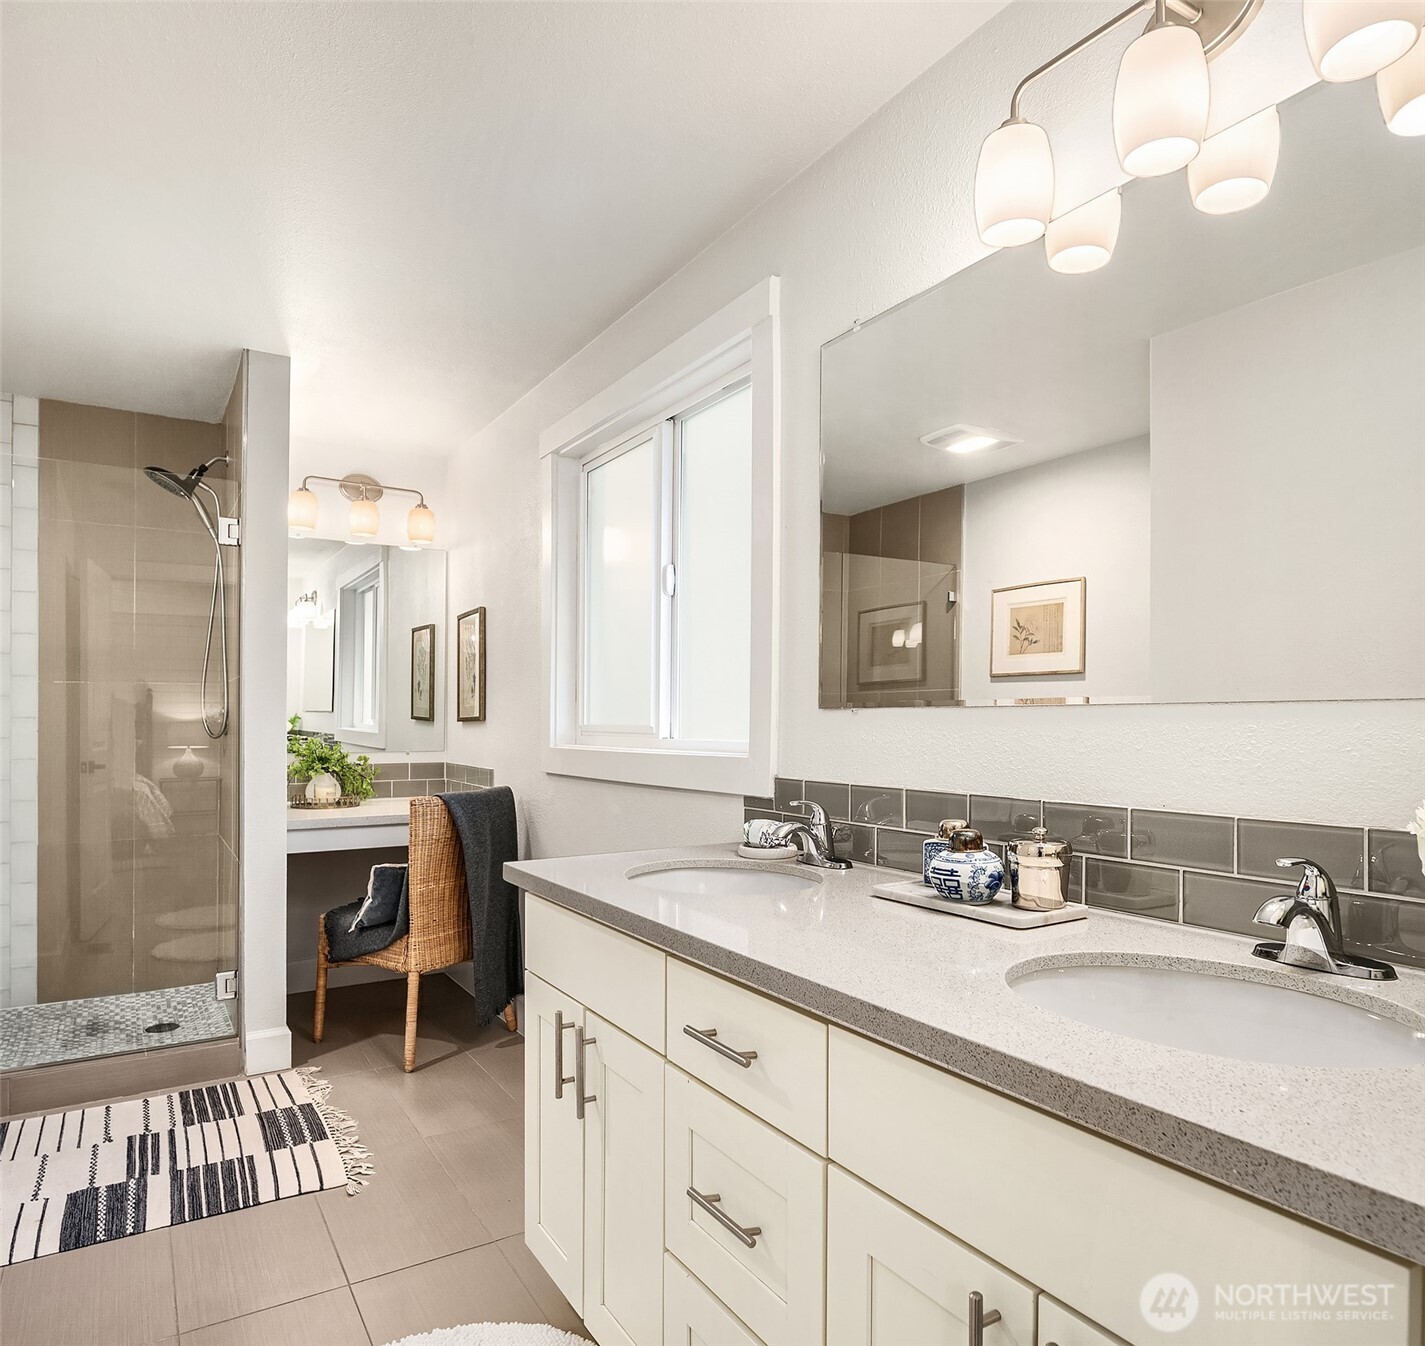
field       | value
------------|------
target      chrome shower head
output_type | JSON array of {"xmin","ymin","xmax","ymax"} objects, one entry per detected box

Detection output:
[{"xmin": 144, "ymin": 465, "xmax": 198, "ymax": 497}]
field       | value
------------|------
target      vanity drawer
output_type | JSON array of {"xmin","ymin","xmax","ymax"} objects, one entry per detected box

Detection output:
[
  {"xmin": 664, "ymin": 1254, "xmax": 766, "ymax": 1346},
  {"xmin": 828, "ymin": 1028, "xmax": 1419, "ymax": 1346},
  {"xmin": 667, "ymin": 958, "xmax": 828, "ymax": 1153},
  {"xmin": 1037, "ymin": 1296, "xmax": 1128, "ymax": 1346},
  {"xmin": 524, "ymin": 895, "xmax": 666, "ymax": 1052},
  {"xmin": 665, "ymin": 1067, "xmax": 826, "ymax": 1346}
]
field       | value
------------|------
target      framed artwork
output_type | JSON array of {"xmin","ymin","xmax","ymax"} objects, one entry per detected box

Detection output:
[
  {"xmin": 410, "ymin": 623, "xmax": 435, "ymax": 721},
  {"xmin": 456, "ymin": 606, "xmax": 486, "ymax": 722},
  {"xmin": 990, "ymin": 577, "xmax": 1086, "ymax": 678},
  {"xmin": 856, "ymin": 601, "xmax": 925, "ymax": 687}
]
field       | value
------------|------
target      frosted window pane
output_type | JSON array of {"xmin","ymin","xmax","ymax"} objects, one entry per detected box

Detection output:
[
  {"xmin": 677, "ymin": 385, "xmax": 752, "ymax": 743},
  {"xmin": 584, "ymin": 438, "xmax": 656, "ymax": 728}
]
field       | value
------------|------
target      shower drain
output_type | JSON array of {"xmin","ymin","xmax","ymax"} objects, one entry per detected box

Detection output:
[{"xmin": 144, "ymin": 1021, "xmax": 180, "ymax": 1034}]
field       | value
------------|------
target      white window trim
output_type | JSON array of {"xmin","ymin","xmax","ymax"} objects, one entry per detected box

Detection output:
[
  {"xmin": 335, "ymin": 555, "xmax": 386, "ymax": 749},
  {"xmin": 540, "ymin": 277, "xmax": 780, "ymax": 796}
]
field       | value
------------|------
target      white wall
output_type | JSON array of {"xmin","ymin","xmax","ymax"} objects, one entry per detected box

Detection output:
[
  {"xmin": 1151, "ymin": 245, "xmax": 1425, "ymax": 703},
  {"xmin": 961, "ymin": 439, "xmax": 1149, "ymax": 704},
  {"xmin": 444, "ymin": 0, "xmax": 1421, "ymax": 844}
]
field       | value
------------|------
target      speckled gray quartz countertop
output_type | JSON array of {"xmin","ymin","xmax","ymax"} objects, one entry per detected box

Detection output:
[{"xmin": 506, "ymin": 843, "xmax": 1425, "ymax": 1264}]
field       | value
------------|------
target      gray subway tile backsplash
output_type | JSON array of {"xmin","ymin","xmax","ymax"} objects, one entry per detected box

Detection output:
[
  {"xmin": 1043, "ymin": 803, "xmax": 1127, "ymax": 858},
  {"xmin": 875, "ymin": 827, "xmax": 931, "ymax": 872},
  {"xmin": 1130, "ymin": 809, "xmax": 1233, "ymax": 871},
  {"xmin": 968, "ymin": 795, "xmax": 1040, "ymax": 840},
  {"xmin": 803, "ymin": 780, "xmax": 851, "ymax": 822},
  {"xmin": 1344, "ymin": 894, "xmax": 1425, "ymax": 970},
  {"xmin": 905, "ymin": 790, "xmax": 969, "ymax": 833},
  {"xmin": 1182, "ymin": 870, "xmax": 1280, "ymax": 938},
  {"xmin": 743, "ymin": 795, "xmax": 775, "ymax": 812},
  {"xmin": 1237, "ymin": 818, "xmax": 1366, "ymax": 888},
  {"xmin": 1368, "ymin": 829, "xmax": 1425, "ymax": 900},
  {"xmin": 1084, "ymin": 858, "xmax": 1178, "ymax": 922},
  {"xmin": 774, "ymin": 777, "xmax": 808, "ymax": 815},
  {"xmin": 834, "ymin": 822, "xmax": 876, "ymax": 865},
  {"xmin": 851, "ymin": 786, "xmax": 904, "ymax": 828}
]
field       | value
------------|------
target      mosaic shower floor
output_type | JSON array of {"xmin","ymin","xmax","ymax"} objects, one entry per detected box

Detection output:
[{"xmin": 0, "ymin": 983, "xmax": 235, "ymax": 1072}]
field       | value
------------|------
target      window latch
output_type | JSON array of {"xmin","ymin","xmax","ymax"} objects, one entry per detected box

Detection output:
[{"xmin": 662, "ymin": 563, "xmax": 677, "ymax": 597}]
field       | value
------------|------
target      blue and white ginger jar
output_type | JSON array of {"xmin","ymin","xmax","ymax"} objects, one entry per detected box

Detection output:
[{"xmin": 926, "ymin": 828, "xmax": 1005, "ymax": 905}]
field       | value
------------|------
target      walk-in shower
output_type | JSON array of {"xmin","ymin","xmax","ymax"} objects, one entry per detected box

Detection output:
[{"xmin": 143, "ymin": 454, "xmax": 232, "ymax": 739}]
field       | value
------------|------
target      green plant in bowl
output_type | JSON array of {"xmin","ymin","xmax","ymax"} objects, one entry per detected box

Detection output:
[{"xmin": 286, "ymin": 716, "xmax": 378, "ymax": 801}]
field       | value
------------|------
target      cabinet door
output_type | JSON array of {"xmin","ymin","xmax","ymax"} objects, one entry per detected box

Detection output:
[
  {"xmin": 1038, "ymin": 1296, "xmax": 1128, "ymax": 1346},
  {"xmin": 524, "ymin": 972, "xmax": 585, "ymax": 1310},
  {"xmin": 665, "ymin": 1254, "xmax": 765, "ymax": 1346},
  {"xmin": 583, "ymin": 1012, "xmax": 665, "ymax": 1346},
  {"xmin": 827, "ymin": 1166, "xmax": 1034, "ymax": 1346}
]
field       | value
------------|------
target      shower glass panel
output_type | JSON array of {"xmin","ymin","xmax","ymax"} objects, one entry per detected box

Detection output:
[{"xmin": 0, "ymin": 379, "xmax": 243, "ymax": 1072}]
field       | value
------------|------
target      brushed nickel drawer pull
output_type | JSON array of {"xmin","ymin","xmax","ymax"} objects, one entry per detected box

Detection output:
[
  {"xmin": 553, "ymin": 1011, "xmax": 576, "ymax": 1100},
  {"xmin": 686, "ymin": 1187, "xmax": 762, "ymax": 1249},
  {"xmin": 968, "ymin": 1291, "xmax": 1002, "ymax": 1345},
  {"xmin": 683, "ymin": 1025, "xmax": 758, "ymax": 1069}
]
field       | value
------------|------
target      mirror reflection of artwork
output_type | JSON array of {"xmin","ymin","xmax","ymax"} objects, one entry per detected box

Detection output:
[
  {"xmin": 991, "ymin": 579, "xmax": 1084, "ymax": 678},
  {"xmin": 857, "ymin": 601, "xmax": 925, "ymax": 686},
  {"xmin": 410, "ymin": 623, "xmax": 434, "ymax": 721},
  {"xmin": 456, "ymin": 606, "xmax": 486, "ymax": 722}
]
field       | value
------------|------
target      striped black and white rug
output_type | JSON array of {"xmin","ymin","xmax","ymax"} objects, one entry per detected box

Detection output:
[{"xmin": 0, "ymin": 1067, "xmax": 370, "ymax": 1266}]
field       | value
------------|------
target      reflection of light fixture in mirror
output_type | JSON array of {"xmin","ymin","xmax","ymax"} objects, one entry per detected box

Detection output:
[
  {"xmin": 287, "ymin": 486, "xmax": 318, "ymax": 535},
  {"xmin": 1045, "ymin": 188, "xmax": 1121, "ymax": 273},
  {"xmin": 891, "ymin": 628, "xmax": 906, "ymax": 648},
  {"xmin": 1305, "ymin": 0, "xmax": 1424, "ymax": 83},
  {"xmin": 974, "ymin": 119, "xmax": 1055, "ymax": 246},
  {"xmin": 1114, "ymin": 23, "xmax": 1210, "ymax": 177},
  {"xmin": 288, "ymin": 590, "xmax": 319, "ymax": 627},
  {"xmin": 920, "ymin": 423, "xmax": 1022, "ymax": 455},
  {"xmin": 285, "ymin": 473, "xmax": 437, "ymax": 546},
  {"xmin": 1379, "ymin": 37, "xmax": 1425, "ymax": 133},
  {"xmin": 169, "ymin": 744, "xmax": 207, "ymax": 780},
  {"xmin": 1189, "ymin": 105, "xmax": 1281, "ymax": 213},
  {"xmin": 906, "ymin": 621, "xmax": 923, "ymax": 650}
]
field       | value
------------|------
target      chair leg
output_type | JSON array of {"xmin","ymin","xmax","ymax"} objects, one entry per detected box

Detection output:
[
  {"xmin": 501, "ymin": 1000, "xmax": 518, "ymax": 1034},
  {"xmin": 314, "ymin": 920, "xmax": 330, "ymax": 1043},
  {"xmin": 403, "ymin": 971, "xmax": 422, "ymax": 1072}
]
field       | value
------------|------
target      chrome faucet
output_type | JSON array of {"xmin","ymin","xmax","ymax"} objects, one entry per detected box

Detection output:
[
  {"xmin": 1252, "ymin": 858, "xmax": 1396, "ymax": 981},
  {"xmin": 774, "ymin": 801, "xmax": 852, "ymax": 870}
]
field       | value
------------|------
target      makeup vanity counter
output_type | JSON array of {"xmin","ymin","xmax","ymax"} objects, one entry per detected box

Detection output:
[
  {"xmin": 286, "ymin": 796, "xmax": 412, "ymax": 853},
  {"xmin": 509, "ymin": 842, "xmax": 1424, "ymax": 1346}
]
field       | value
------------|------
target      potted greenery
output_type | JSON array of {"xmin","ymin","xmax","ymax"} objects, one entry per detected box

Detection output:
[{"xmin": 286, "ymin": 715, "xmax": 378, "ymax": 805}]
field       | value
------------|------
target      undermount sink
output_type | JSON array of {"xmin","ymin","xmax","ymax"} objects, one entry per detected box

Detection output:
[
  {"xmin": 1009, "ymin": 960, "xmax": 1425, "ymax": 1069},
  {"xmin": 625, "ymin": 862, "xmax": 821, "ymax": 898}
]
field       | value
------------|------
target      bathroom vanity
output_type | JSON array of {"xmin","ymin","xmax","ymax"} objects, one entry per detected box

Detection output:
[{"xmin": 508, "ymin": 846, "xmax": 1425, "ymax": 1346}]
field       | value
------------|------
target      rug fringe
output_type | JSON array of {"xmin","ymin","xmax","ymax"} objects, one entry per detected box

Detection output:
[{"xmin": 296, "ymin": 1065, "xmax": 373, "ymax": 1195}]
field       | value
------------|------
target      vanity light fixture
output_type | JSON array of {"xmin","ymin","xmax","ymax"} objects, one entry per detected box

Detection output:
[
  {"xmin": 1304, "ymin": 0, "xmax": 1424, "ymax": 83},
  {"xmin": 975, "ymin": 119, "xmax": 1056, "ymax": 246},
  {"xmin": 920, "ymin": 423, "xmax": 1022, "ymax": 455},
  {"xmin": 1113, "ymin": 20, "xmax": 1211, "ymax": 177},
  {"xmin": 288, "ymin": 590, "xmax": 319, "ymax": 627},
  {"xmin": 1188, "ymin": 105, "xmax": 1281, "ymax": 213},
  {"xmin": 286, "ymin": 473, "xmax": 438, "ymax": 547},
  {"xmin": 1045, "ymin": 188, "xmax": 1122, "ymax": 273},
  {"xmin": 1379, "ymin": 37, "xmax": 1425, "ymax": 133}
]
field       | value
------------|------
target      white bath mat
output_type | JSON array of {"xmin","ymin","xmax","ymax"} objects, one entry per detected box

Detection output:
[
  {"xmin": 386, "ymin": 1326, "xmax": 587, "ymax": 1346},
  {"xmin": 0, "ymin": 1066, "xmax": 369, "ymax": 1266}
]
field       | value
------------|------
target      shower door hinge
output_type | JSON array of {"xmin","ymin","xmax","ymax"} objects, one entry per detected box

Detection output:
[
  {"xmin": 215, "ymin": 970, "xmax": 237, "ymax": 1001},
  {"xmin": 218, "ymin": 516, "xmax": 241, "ymax": 546}
]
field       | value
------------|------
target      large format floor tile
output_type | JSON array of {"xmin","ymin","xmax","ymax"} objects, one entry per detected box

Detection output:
[
  {"xmin": 427, "ymin": 1115, "xmax": 524, "ymax": 1241},
  {"xmin": 179, "ymin": 1286, "xmax": 371, "ymax": 1346}
]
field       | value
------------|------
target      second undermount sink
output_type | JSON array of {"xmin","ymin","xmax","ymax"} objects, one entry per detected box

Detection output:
[
  {"xmin": 625, "ymin": 862, "xmax": 821, "ymax": 898},
  {"xmin": 1010, "ymin": 960, "xmax": 1425, "ymax": 1069}
]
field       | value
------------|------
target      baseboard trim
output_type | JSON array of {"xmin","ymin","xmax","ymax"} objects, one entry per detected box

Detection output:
[{"xmin": 244, "ymin": 1025, "xmax": 293, "ymax": 1075}]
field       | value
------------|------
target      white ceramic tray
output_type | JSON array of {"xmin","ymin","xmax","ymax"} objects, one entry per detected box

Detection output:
[
  {"xmin": 871, "ymin": 878, "xmax": 1088, "ymax": 927},
  {"xmin": 737, "ymin": 843, "xmax": 800, "ymax": 861}
]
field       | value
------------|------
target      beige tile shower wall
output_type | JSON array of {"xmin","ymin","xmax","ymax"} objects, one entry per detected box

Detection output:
[{"xmin": 2, "ymin": 395, "xmax": 40, "ymax": 1007}]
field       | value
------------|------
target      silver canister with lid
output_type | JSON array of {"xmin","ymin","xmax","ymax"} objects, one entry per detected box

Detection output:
[{"xmin": 1006, "ymin": 826, "xmax": 1073, "ymax": 910}]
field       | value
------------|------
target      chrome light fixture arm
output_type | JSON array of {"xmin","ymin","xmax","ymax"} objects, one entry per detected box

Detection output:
[{"xmin": 295, "ymin": 473, "xmax": 429, "ymax": 510}]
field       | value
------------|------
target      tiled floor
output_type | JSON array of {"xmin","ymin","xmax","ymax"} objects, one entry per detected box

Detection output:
[{"xmin": 0, "ymin": 977, "xmax": 588, "ymax": 1345}]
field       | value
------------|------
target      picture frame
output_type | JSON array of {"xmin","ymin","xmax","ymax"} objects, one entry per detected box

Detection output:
[
  {"xmin": 856, "ymin": 600, "xmax": 925, "ymax": 687},
  {"xmin": 410, "ymin": 623, "xmax": 435, "ymax": 721},
  {"xmin": 456, "ymin": 606, "xmax": 486, "ymax": 722},
  {"xmin": 990, "ymin": 577, "xmax": 1086, "ymax": 678}
]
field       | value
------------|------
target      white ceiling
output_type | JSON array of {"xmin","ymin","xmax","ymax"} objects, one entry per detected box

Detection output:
[
  {"xmin": 1, "ymin": 0, "xmax": 1006, "ymax": 453},
  {"xmin": 821, "ymin": 78, "xmax": 1425, "ymax": 515}
]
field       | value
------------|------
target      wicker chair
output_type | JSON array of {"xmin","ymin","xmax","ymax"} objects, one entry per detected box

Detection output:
[{"xmin": 313, "ymin": 795, "xmax": 517, "ymax": 1071}]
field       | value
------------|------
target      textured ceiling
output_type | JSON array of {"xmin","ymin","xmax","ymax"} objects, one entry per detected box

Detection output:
[{"xmin": 1, "ymin": 0, "xmax": 1005, "ymax": 452}]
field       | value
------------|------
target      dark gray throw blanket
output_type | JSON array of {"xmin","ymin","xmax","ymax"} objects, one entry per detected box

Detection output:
[
  {"xmin": 440, "ymin": 786, "xmax": 523, "ymax": 1027},
  {"xmin": 324, "ymin": 865, "xmax": 410, "ymax": 963}
]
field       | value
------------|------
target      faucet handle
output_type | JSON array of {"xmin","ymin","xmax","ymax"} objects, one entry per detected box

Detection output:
[
  {"xmin": 1275, "ymin": 858, "xmax": 1338, "ymax": 904},
  {"xmin": 790, "ymin": 800, "xmax": 828, "ymax": 829}
]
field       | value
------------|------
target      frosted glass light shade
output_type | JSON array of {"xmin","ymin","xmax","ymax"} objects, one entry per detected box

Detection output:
[
  {"xmin": 1379, "ymin": 38, "xmax": 1425, "ymax": 132},
  {"xmin": 1305, "ymin": 0, "xmax": 1423, "ymax": 82},
  {"xmin": 1189, "ymin": 106, "xmax": 1281, "ymax": 214},
  {"xmin": 1045, "ymin": 189, "xmax": 1122, "ymax": 274},
  {"xmin": 406, "ymin": 503, "xmax": 437, "ymax": 546},
  {"xmin": 1114, "ymin": 25, "xmax": 1210, "ymax": 177},
  {"xmin": 287, "ymin": 486, "xmax": 318, "ymax": 533},
  {"xmin": 349, "ymin": 496, "xmax": 380, "ymax": 539},
  {"xmin": 975, "ymin": 119, "xmax": 1055, "ymax": 247}
]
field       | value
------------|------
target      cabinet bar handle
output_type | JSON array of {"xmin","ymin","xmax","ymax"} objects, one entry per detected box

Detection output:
[
  {"xmin": 553, "ymin": 1011, "xmax": 576, "ymax": 1099},
  {"xmin": 686, "ymin": 1187, "xmax": 762, "ymax": 1249},
  {"xmin": 967, "ymin": 1291, "xmax": 1002, "ymax": 1346},
  {"xmin": 575, "ymin": 1028, "xmax": 597, "ymax": 1121},
  {"xmin": 683, "ymin": 1025, "xmax": 758, "ymax": 1069}
]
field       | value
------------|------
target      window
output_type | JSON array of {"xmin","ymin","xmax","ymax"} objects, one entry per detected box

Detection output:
[
  {"xmin": 337, "ymin": 564, "xmax": 382, "ymax": 738},
  {"xmin": 543, "ymin": 277, "xmax": 779, "ymax": 795},
  {"xmin": 577, "ymin": 379, "xmax": 752, "ymax": 750}
]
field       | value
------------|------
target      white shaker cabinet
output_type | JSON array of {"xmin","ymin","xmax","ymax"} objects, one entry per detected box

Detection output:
[
  {"xmin": 1038, "ymin": 1296, "xmax": 1130, "ymax": 1346},
  {"xmin": 664, "ymin": 1253, "xmax": 765, "ymax": 1346}
]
